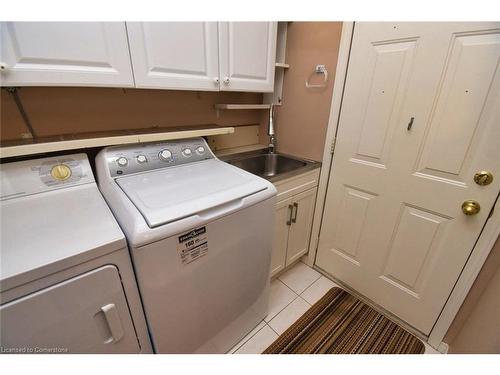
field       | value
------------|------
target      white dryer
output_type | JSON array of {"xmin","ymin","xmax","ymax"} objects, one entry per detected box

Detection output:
[
  {"xmin": 96, "ymin": 138, "xmax": 277, "ymax": 353},
  {"xmin": 0, "ymin": 153, "xmax": 152, "ymax": 354}
]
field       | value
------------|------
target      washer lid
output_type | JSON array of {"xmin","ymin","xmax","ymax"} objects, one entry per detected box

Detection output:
[{"xmin": 116, "ymin": 159, "xmax": 269, "ymax": 228}]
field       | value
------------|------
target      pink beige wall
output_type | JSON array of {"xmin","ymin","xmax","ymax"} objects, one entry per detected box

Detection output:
[
  {"xmin": 272, "ymin": 22, "xmax": 343, "ymax": 161},
  {"xmin": 1, "ymin": 88, "xmax": 264, "ymax": 141},
  {"xmin": 445, "ymin": 234, "xmax": 500, "ymax": 353},
  {"xmin": 1, "ymin": 23, "xmax": 344, "ymax": 158},
  {"xmin": 0, "ymin": 90, "xmax": 31, "ymax": 141}
]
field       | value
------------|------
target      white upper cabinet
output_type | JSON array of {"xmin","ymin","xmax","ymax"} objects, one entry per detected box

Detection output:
[
  {"xmin": 0, "ymin": 22, "xmax": 134, "ymax": 87},
  {"xmin": 218, "ymin": 22, "xmax": 277, "ymax": 92},
  {"xmin": 0, "ymin": 22, "xmax": 278, "ymax": 92},
  {"xmin": 126, "ymin": 22, "xmax": 220, "ymax": 91}
]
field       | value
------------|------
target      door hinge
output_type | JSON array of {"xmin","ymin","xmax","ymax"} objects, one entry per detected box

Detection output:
[{"xmin": 330, "ymin": 137, "xmax": 337, "ymax": 155}]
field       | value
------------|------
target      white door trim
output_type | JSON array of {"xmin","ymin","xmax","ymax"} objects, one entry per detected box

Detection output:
[
  {"xmin": 306, "ymin": 21, "xmax": 354, "ymax": 268},
  {"xmin": 428, "ymin": 195, "xmax": 500, "ymax": 348},
  {"xmin": 308, "ymin": 21, "xmax": 500, "ymax": 350}
]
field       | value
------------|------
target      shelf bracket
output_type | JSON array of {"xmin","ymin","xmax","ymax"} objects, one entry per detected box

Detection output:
[{"xmin": 4, "ymin": 87, "xmax": 37, "ymax": 139}]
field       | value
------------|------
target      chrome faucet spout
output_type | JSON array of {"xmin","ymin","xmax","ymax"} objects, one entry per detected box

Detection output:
[
  {"xmin": 269, "ymin": 135, "xmax": 276, "ymax": 154},
  {"xmin": 268, "ymin": 104, "xmax": 275, "ymax": 136},
  {"xmin": 268, "ymin": 104, "xmax": 276, "ymax": 154}
]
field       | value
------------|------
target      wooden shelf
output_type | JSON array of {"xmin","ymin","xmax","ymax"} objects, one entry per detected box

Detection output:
[
  {"xmin": 214, "ymin": 104, "xmax": 271, "ymax": 110},
  {"xmin": 275, "ymin": 62, "xmax": 290, "ymax": 69},
  {"xmin": 0, "ymin": 125, "xmax": 234, "ymax": 158},
  {"xmin": 214, "ymin": 144, "xmax": 268, "ymax": 157}
]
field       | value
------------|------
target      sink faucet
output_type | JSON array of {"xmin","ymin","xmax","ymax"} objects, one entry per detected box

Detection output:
[{"xmin": 268, "ymin": 104, "xmax": 276, "ymax": 153}]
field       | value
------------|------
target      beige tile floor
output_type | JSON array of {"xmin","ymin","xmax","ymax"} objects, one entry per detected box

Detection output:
[{"xmin": 229, "ymin": 261, "xmax": 440, "ymax": 354}]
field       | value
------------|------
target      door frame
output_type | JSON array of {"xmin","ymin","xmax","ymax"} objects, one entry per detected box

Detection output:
[
  {"xmin": 427, "ymin": 195, "xmax": 500, "ymax": 349},
  {"xmin": 306, "ymin": 21, "xmax": 354, "ymax": 268},
  {"xmin": 306, "ymin": 21, "xmax": 500, "ymax": 350}
]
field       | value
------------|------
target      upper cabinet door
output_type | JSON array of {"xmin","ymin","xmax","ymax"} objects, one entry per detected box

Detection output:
[
  {"xmin": 127, "ymin": 22, "xmax": 220, "ymax": 91},
  {"xmin": 0, "ymin": 22, "xmax": 134, "ymax": 87},
  {"xmin": 218, "ymin": 22, "xmax": 277, "ymax": 92}
]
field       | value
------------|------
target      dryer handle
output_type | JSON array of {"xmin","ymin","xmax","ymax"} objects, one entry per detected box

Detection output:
[{"xmin": 101, "ymin": 303, "xmax": 124, "ymax": 344}]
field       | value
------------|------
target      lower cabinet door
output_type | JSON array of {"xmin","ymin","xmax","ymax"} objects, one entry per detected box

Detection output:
[
  {"xmin": 270, "ymin": 198, "xmax": 292, "ymax": 277},
  {"xmin": 0, "ymin": 265, "xmax": 140, "ymax": 353},
  {"xmin": 286, "ymin": 188, "xmax": 317, "ymax": 266}
]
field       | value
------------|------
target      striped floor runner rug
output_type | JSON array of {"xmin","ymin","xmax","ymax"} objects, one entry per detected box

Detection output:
[{"xmin": 263, "ymin": 287, "xmax": 425, "ymax": 354}]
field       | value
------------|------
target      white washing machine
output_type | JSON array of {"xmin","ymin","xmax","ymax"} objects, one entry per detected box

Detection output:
[
  {"xmin": 0, "ymin": 153, "xmax": 152, "ymax": 354},
  {"xmin": 96, "ymin": 137, "xmax": 277, "ymax": 353}
]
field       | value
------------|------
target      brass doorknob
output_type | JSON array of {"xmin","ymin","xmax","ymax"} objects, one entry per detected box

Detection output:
[
  {"xmin": 473, "ymin": 171, "xmax": 493, "ymax": 186},
  {"xmin": 462, "ymin": 200, "xmax": 481, "ymax": 216}
]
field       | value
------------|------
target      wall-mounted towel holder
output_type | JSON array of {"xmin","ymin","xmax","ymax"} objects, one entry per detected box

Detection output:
[{"xmin": 305, "ymin": 64, "xmax": 328, "ymax": 89}]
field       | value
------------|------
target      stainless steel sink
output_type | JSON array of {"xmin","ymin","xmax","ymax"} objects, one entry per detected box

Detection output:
[{"xmin": 223, "ymin": 151, "xmax": 319, "ymax": 182}]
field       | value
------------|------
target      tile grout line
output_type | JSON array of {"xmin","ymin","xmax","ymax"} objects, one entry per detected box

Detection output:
[
  {"xmin": 234, "ymin": 279, "xmax": 310, "ymax": 352},
  {"xmin": 268, "ymin": 265, "xmax": 321, "ymax": 324},
  {"xmin": 299, "ymin": 295, "xmax": 311, "ymax": 306},
  {"xmin": 266, "ymin": 322, "xmax": 280, "ymax": 336},
  {"xmin": 278, "ymin": 271, "xmax": 322, "ymax": 295},
  {"xmin": 276, "ymin": 277, "xmax": 298, "ymax": 294},
  {"xmin": 299, "ymin": 275, "xmax": 329, "ymax": 297},
  {"xmin": 279, "ymin": 262, "xmax": 322, "ymax": 289},
  {"xmin": 268, "ymin": 295, "xmax": 312, "ymax": 336},
  {"xmin": 299, "ymin": 273, "xmax": 322, "ymax": 295},
  {"xmin": 236, "ymin": 276, "xmax": 303, "ymax": 349},
  {"xmin": 231, "ymin": 323, "xmax": 267, "ymax": 353},
  {"xmin": 268, "ymin": 294, "xmax": 311, "ymax": 327},
  {"xmin": 265, "ymin": 279, "xmax": 299, "ymax": 323},
  {"xmin": 237, "ymin": 264, "xmax": 323, "ymax": 353}
]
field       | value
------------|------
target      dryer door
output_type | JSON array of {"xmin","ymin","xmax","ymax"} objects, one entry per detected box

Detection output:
[{"xmin": 0, "ymin": 265, "xmax": 140, "ymax": 353}]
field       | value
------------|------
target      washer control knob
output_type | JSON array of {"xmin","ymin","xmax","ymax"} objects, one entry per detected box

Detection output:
[
  {"xmin": 158, "ymin": 149, "xmax": 172, "ymax": 161},
  {"xmin": 182, "ymin": 148, "xmax": 192, "ymax": 157},
  {"xmin": 51, "ymin": 164, "xmax": 72, "ymax": 181},
  {"xmin": 136, "ymin": 155, "xmax": 147, "ymax": 164},
  {"xmin": 196, "ymin": 146, "xmax": 205, "ymax": 154},
  {"xmin": 117, "ymin": 157, "xmax": 128, "ymax": 167}
]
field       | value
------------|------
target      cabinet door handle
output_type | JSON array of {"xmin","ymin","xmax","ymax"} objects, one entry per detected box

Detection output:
[
  {"xmin": 286, "ymin": 204, "xmax": 293, "ymax": 225},
  {"xmin": 101, "ymin": 303, "xmax": 124, "ymax": 344},
  {"xmin": 292, "ymin": 202, "xmax": 299, "ymax": 223}
]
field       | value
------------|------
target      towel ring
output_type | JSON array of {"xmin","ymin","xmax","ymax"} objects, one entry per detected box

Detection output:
[{"xmin": 305, "ymin": 64, "xmax": 328, "ymax": 89}]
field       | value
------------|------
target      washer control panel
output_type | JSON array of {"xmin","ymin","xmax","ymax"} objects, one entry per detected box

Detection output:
[
  {"xmin": 104, "ymin": 138, "xmax": 215, "ymax": 177},
  {"xmin": 0, "ymin": 153, "xmax": 93, "ymax": 201}
]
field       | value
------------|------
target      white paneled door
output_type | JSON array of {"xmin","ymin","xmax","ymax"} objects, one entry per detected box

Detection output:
[
  {"xmin": 126, "ymin": 22, "xmax": 220, "ymax": 91},
  {"xmin": 218, "ymin": 22, "xmax": 277, "ymax": 92},
  {"xmin": 316, "ymin": 22, "xmax": 500, "ymax": 335},
  {"xmin": 0, "ymin": 22, "xmax": 134, "ymax": 87}
]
